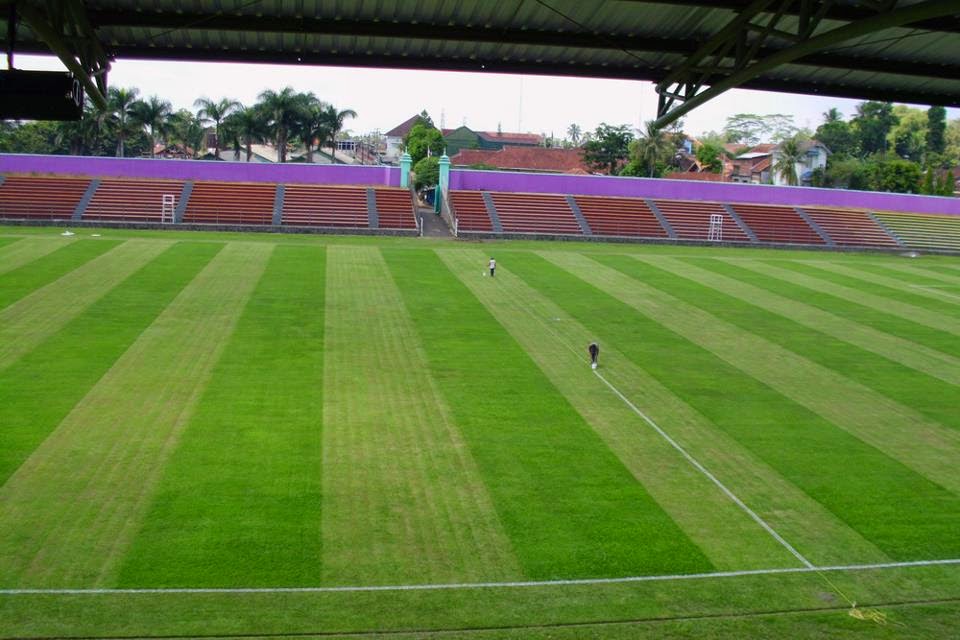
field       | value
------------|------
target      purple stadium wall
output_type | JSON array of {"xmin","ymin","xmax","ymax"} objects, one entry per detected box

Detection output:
[
  {"xmin": 0, "ymin": 154, "xmax": 400, "ymax": 186},
  {"xmin": 449, "ymin": 170, "xmax": 960, "ymax": 217}
]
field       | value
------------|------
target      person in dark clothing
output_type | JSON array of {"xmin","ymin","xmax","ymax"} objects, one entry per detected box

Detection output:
[
  {"xmin": 488, "ymin": 257, "xmax": 496, "ymax": 277},
  {"xmin": 588, "ymin": 342, "xmax": 599, "ymax": 369}
]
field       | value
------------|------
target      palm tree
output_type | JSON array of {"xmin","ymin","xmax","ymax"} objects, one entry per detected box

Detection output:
[
  {"xmin": 194, "ymin": 96, "xmax": 240, "ymax": 159},
  {"xmin": 322, "ymin": 105, "xmax": 358, "ymax": 163},
  {"xmin": 567, "ymin": 123, "xmax": 582, "ymax": 146},
  {"xmin": 166, "ymin": 109, "xmax": 206, "ymax": 158},
  {"xmin": 106, "ymin": 86, "xmax": 140, "ymax": 157},
  {"xmin": 292, "ymin": 94, "xmax": 331, "ymax": 163},
  {"xmin": 131, "ymin": 95, "xmax": 173, "ymax": 157},
  {"xmin": 822, "ymin": 107, "xmax": 843, "ymax": 124},
  {"xmin": 222, "ymin": 106, "xmax": 268, "ymax": 162},
  {"xmin": 258, "ymin": 88, "xmax": 306, "ymax": 162},
  {"xmin": 774, "ymin": 136, "xmax": 806, "ymax": 186},
  {"xmin": 635, "ymin": 121, "xmax": 672, "ymax": 178}
]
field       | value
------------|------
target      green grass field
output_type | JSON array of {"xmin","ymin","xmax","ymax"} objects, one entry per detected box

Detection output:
[{"xmin": 1, "ymin": 225, "xmax": 959, "ymax": 639}]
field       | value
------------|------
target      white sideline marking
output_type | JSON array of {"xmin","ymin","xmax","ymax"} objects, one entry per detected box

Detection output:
[
  {"xmin": 1, "ymin": 559, "xmax": 958, "ymax": 595},
  {"xmin": 593, "ymin": 370, "xmax": 815, "ymax": 569}
]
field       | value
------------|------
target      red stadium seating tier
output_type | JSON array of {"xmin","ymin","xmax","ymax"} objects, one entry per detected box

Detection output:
[
  {"xmin": 282, "ymin": 184, "xmax": 368, "ymax": 227},
  {"xmin": 801, "ymin": 207, "xmax": 898, "ymax": 247},
  {"xmin": 374, "ymin": 188, "xmax": 416, "ymax": 229},
  {"xmin": 183, "ymin": 181, "xmax": 276, "ymax": 225},
  {"xmin": 653, "ymin": 199, "xmax": 751, "ymax": 242},
  {"xmin": 83, "ymin": 178, "xmax": 184, "ymax": 222},
  {"xmin": 729, "ymin": 203, "xmax": 825, "ymax": 245},
  {"xmin": 0, "ymin": 175, "xmax": 91, "ymax": 219},
  {"xmin": 450, "ymin": 191, "xmax": 493, "ymax": 231},
  {"xmin": 574, "ymin": 195, "xmax": 668, "ymax": 237},
  {"xmin": 490, "ymin": 192, "xmax": 583, "ymax": 235}
]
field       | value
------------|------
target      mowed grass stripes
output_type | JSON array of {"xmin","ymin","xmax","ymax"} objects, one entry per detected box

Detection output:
[
  {"xmin": 0, "ymin": 243, "xmax": 271, "ymax": 588},
  {"xmin": 514, "ymin": 252, "xmax": 960, "ymax": 561},
  {"xmin": 0, "ymin": 239, "xmax": 120, "ymax": 309},
  {"xmin": 0, "ymin": 237, "xmax": 67, "ymax": 275},
  {"xmin": 383, "ymin": 248, "xmax": 712, "ymax": 580},
  {"xmin": 0, "ymin": 241, "xmax": 223, "ymax": 485},
  {"xmin": 117, "ymin": 245, "xmax": 326, "ymax": 588},
  {"xmin": 321, "ymin": 247, "xmax": 519, "ymax": 585}
]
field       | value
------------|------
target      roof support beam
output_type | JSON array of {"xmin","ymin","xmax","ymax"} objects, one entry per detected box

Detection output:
[
  {"xmin": 14, "ymin": 0, "xmax": 109, "ymax": 109},
  {"xmin": 653, "ymin": 0, "xmax": 960, "ymax": 128}
]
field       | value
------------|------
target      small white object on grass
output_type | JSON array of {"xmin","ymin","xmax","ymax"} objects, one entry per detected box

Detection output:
[
  {"xmin": 61, "ymin": 230, "xmax": 75, "ymax": 237},
  {"xmin": 592, "ymin": 363, "xmax": 597, "ymax": 370},
  {"xmin": 91, "ymin": 233, "xmax": 101, "ymax": 237},
  {"xmin": 482, "ymin": 271, "xmax": 487, "ymax": 276}
]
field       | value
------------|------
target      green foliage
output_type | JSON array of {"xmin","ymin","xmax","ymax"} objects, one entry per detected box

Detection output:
[
  {"xmin": 921, "ymin": 168, "xmax": 936, "ymax": 195},
  {"xmin": 815, "ymin": 118, "xmax": 858, "ymax": 157},
  {"xmin": 852, "ymin": 101, "xmax": 898, "ymax": 156},
  {"xmin": 695, "ymin": 141, "xmax": 724, "ymax": 173},
  {"xmin": 773, "ymin": 136, "xmax": 805, "ymax": 186},
  {"xmin": 582, "ymin": 123, "xmax": 634, "ymax": 175},
  {"xmin": 404, "ymin": 122, "xmax": 444, "ymax": 164},
  {"xmin": 926, "ymin": 106, "xmax": 947, "ymax": 155},
  {"xmin": 867, "ymin": 157, "xmax": 922, "ymax": 194},
  {"xmin": 723, "ymin": 113, "xmax": 797, "ymax": 146},
  {"xmin": 412, "ymin": 155, "xmax": 440, "ymax": 189},
  {"xmin": 194, "ymin": 96, "xmax": 240, "ymax": 158},
  {"xmin": 888, "ymin": 105, "xmax": 927, "ymax": 161}
]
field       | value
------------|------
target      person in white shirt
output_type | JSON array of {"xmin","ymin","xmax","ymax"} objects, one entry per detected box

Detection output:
[{"xmin": 488, "ymin": 257, "xmax": 496, "ymax": 277}]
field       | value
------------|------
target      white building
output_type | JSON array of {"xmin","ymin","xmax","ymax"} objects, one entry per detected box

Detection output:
[{"xmin": 771, "ymin": 140, "xmax": 830, "ymax": 186}]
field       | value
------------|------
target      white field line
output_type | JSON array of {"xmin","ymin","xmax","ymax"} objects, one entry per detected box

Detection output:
[
  {"xmin": 1, "ymin": 559, "xmax": 958, "ymax": 595},
  {"xmin": 592, "ymin": 370, "xmax": 815, "ymax": 569},
  {"xmin": 908, "ymin": 284, "xmax": 960, "ymax": 301}
]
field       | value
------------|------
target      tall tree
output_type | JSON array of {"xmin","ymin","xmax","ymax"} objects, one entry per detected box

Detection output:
[
  {"xmin": 223, "ymin": 106, "xmax": 268, "ymax": 162},
  {"xmin": 724, "ymin": 113, "xmax": 797, "ymax": 146},
  {"xmin": 566, "ymin": 123, "xmax": 582, "ymax": 146},
  {"xmin": 774, "ymin": 136, "xmax": 805, "ymax": 186},
  {"xmin": 887, "ymin": 105, "xmax": 927, "ymax": 162},
  {"xmin": 322, "ymin": 105, "xmax": 358, "ymax": 163},
  {"xmin": 822, "ymin": 107, "xmax": 844, "ymax": 124},
  {"xmin": 404, "ymin": 122, "xmax": 444, "ymax": 164},
  {"xmin": 257, "ymin": 88, "xmax": 304, "ymax": 162},
  {"xmin": 815, "ymin": 109, "xmax": 858, "ymax": 157},
  {"xmin": 107, "ymin": 86, "xmax": 141, "ymax": 157},
  {"xmin": 167, "ymin": 109, "xmax": 206, "ymax": 158},
  {"xmin": 926, "ymin": 105, "xmax": 947, "ymax": 157},
  {"xmin": 852, "ymin": 101, "xmax": 898, "ymax": 156},
  {"xmin": 634, "ymin": 121, "xmax": 673, "ymax": 178},
  {"xmin": 194, "ymin": 96, "xmax": 240, "ymax": 159},
  {"xmin": 131, "ymin": 95, "xmax": 173, "ymax": 157},
  {"xmin": 582, "ymin": 123, "xmax": 634, "ymax": 175}
]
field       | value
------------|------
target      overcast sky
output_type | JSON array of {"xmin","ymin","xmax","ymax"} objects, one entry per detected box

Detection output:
[{"xmin": 13, "ymin": 54, "xmax": 960, "ymax": 139}]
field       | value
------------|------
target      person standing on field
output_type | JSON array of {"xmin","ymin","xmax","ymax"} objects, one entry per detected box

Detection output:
[
  {"xmin": 488, "ymin": 257, "xmax": 496, "ymax": 277},
  {"xmin": 589, "ymin": 342, "xmax": 600, "ymax": 369}
]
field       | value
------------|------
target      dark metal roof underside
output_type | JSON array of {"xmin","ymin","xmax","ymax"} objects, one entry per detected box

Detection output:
[{"xmin": 3, "ymin": 0, "xmax": 959, "ymax": 106}]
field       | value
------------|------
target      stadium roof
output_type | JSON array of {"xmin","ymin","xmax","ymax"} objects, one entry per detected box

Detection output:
[{"xmin": 2, "ymin": 0, "xmax": 959, "ymax": 123}]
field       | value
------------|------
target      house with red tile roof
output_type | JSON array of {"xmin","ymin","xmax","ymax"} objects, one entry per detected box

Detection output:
[{"xmin": 451, "ymin": 147, "xmax": 590, "ymax": 174}]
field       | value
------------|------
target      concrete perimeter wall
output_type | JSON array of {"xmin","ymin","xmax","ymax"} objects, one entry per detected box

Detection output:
[
  {"xmin": 0, "ymin": 154, "xmax": 400, "ymax": 187},
  {"xmin": 450, "ymin": 169, "xmax": 960, "ymax": 217}
]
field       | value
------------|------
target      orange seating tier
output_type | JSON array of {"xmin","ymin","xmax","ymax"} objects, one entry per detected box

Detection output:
[
  {"xmin": 84, "ymin": 178, "xmax": 183, "ymax": 222},
  {"xmin": 654, "ymin": 199, "xmax": 750, "ymax": 242},
  {"xmin": 0, "ymin": 175, "xmax": 90, "ymax": 219},
  {"xmin": 183, "ymin": 181, "xmax": 276, "ymax": 225},
  {"xmin": 490, "ymin": 192, "xmax": 582, "ymax": 235},
  {"xmin": 450, "ymin": 191, "xmax": 493, "ymax": 231},
  {"xmin": 574, "ymin": 195, "xmax": 667, "ymax": 237},
  {"xmin": 730, "ymin": 203, "xmax": 824, "ymax": 245},
  {"xmin": 801, "ymin": 207, "xmax": 898, "ymax": 247},
  {"xmin": 282, "ymin": 184, "xmax": 368, "ymax": 227},
  {"xmin": 375, "ymin": 188, "xmax": 416, "ymax": 229}
]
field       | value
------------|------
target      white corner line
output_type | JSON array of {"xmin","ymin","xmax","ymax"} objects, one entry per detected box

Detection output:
[
  {"xmin": 1, "ymin": 559, "xmax": 958, "ymax": 596},
  {"xmin": 592, "ymin": 369, "xmax": 815, "ymax": 569}
]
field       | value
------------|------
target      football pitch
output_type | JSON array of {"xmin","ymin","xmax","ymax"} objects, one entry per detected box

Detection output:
[{"xmin": 1, "ymin": 226, "xmax": 959, "ymax": 638}]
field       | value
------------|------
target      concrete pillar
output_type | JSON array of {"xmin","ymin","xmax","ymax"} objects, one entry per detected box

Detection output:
[
  {"xmin": 399, "ymin": 152, "xmax": 412, "ymax": 188},
  {"xmin": 436, "ymin": 153, "xmax": 451, "ymax": 214}
]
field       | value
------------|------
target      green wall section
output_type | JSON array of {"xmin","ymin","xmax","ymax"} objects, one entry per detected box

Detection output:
[
  {"xmin": 383, "ymin": 248, "xmax": 712, "ymax": 580},
  {"xmin": 117, "ymin": 245, "xmax": 326, "ymax": 588},
  {"xmin": 0, "ymin": 241, "xmax": 223, "ymax": 486},
  {"xmin": 0, "ymin": 239, "xmax": 121, "ymax": 309},
  {"xmin": 507, "ymin": 252, "xmax": 960, "ymax": 561}
]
